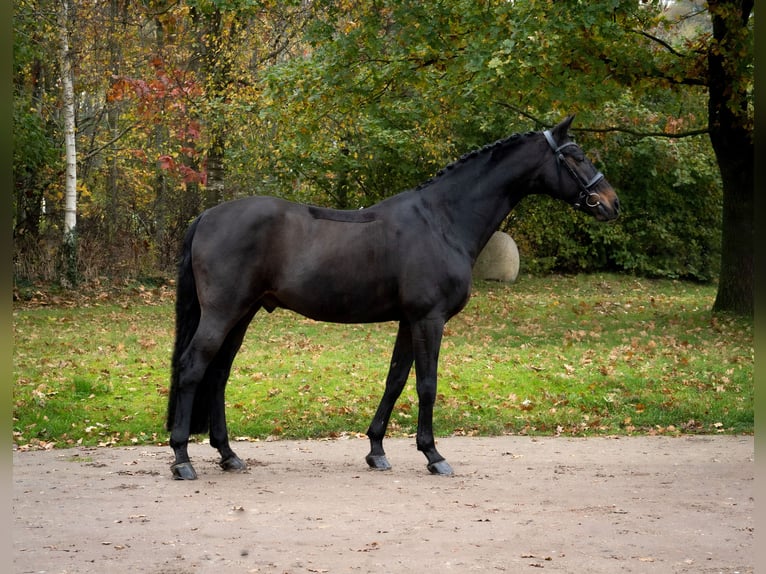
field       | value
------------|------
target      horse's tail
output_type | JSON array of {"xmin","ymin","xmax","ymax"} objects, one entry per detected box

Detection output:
[{"xmin": 166, "ymin": 214, "xmax": 210, "ymax": 434}]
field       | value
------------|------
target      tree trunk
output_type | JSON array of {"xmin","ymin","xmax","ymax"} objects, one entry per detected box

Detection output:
[
  {"xmin": 192, "ymin": 6, "xmax": 238, "ymax": 209},
  {"xmin": 205, "ymin": 133, "xmax": 225, "ymax": 208},
  {"xmin": 58, "ymin": 0, "xmax": 77, "ymax": 238},
  {"xmin": 57, "ymin": 0, "xmax": 78, "ymax": 284},
  {"xmin": 707, "ymin": 0, "xmax": 753, "ymax": 317},
  {"xmin": 106, "ymin": 0, "xmax": 123, "ymax": 248}
]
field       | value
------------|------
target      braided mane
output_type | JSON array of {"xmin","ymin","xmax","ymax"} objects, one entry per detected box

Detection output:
[{"xmin": 415, "ymin": 131, "xmax": 534, "ymax": 191}]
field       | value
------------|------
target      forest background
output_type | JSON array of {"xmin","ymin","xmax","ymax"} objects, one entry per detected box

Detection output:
[{"xmin": 12, "ymin": 0, "xmax": 754, "ymax": 314}]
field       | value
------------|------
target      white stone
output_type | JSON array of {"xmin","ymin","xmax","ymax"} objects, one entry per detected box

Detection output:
[{"xmin": 472, "ymin": 231, "xmax": 520, "ymax": 283}]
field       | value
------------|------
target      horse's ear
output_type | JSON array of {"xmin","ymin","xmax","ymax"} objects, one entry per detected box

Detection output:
[{"xmin": 551, "ymin": 115, "xmax": 575, "ymax": 140}]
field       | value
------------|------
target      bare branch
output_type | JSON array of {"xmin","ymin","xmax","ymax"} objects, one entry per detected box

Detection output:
[
  {"xmin": 575, "ymin": 126, "xmax": 709, "ymax": 139},
  {"xmin": 492, "ymin": 102, "xmax": 547, "ymax": 127},
  {"xmin": 633, "ymin": 29, "xmax": 689, "ymax": 58},
  {"xmin": 79, "ymin": 122, "xmax": 140, "ymax": 163}
]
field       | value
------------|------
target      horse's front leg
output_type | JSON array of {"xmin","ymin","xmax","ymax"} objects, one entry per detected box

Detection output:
[
  {"xmin": 412, "ymin": 317, "xmax": 453, "ymax": 476},
  {"xmin": 366, "ymin": 321, "xmax": 414, "ymax": 471}
]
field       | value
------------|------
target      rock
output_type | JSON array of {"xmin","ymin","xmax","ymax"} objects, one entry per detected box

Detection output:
[{"xmin": 472, "ymin": 231, "xmax": 519, "ymax": 283}]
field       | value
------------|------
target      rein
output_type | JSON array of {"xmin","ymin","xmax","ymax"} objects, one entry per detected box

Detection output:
[{"xmin": 543, "ymin": 130, "xmax": 604, "ymax": 209}]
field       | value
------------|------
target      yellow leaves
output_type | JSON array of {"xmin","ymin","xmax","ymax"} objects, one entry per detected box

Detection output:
[
  {"xmin": 339, "ymin": 18, "xmax": 360, "ymax": 35},
  {"xmin": 487, "ymin": 56, "xmax": 505, "ymax": 70}
]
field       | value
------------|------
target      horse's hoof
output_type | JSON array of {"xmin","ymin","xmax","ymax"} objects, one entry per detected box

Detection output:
[
  {"xmin": 427, "ymin": 460, "xmax": 454, "ymax": 476},
  {"xmin": 365, "ymin": 454, "xmax": 392, "ymax": 471},
  {"xmin": 171, "ymin": 462, "xmax": 198, "ymax": 480},
  {"xmin": 220, "ymin": 455, "xmax": 247, "ymax": 472}
]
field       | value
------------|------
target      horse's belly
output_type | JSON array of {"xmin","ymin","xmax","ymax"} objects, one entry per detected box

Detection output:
[{"xmin": 273, "ymin": 274, "xmax": 400, "ymax": 324}]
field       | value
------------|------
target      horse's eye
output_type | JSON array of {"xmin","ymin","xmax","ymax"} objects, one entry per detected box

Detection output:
[{"xmin": 564, "ymin": 152, "xmax": 585, "ymax": 165}]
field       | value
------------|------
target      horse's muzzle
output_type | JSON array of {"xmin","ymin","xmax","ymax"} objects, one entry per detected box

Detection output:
[{"xmin": 586, "ymin": 187, "xmax": 620, "ymax": 221}]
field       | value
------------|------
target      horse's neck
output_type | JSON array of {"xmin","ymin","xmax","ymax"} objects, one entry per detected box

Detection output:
[{"xmin": 425, "ymin": 141, "xmax": 538, "ymax": 262}]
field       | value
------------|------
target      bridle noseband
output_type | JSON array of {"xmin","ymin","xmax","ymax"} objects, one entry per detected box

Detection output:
[{"xmin": 543, "ymin": 130, "xmax": 604, "ymax": 209}]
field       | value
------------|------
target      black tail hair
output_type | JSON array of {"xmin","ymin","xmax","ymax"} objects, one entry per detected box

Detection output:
[{"xmin": 166, "ymin": 215, "xmax": 211, "ymax": 434}]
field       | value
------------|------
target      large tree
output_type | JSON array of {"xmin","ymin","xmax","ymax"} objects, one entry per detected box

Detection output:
[
  {"xmin": 706, "ymin": 0, "xmax": 753, "ymax": 315},
  {"xmin": 478, "ymin": 0, "xmax": 754, "ymax": 315},
  {"xmin": 523, "ymin": 0, "xmax": 754, "ymax": 315}
]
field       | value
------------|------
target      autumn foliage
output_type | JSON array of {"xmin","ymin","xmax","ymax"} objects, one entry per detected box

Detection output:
[{"xmin": 13, "ymin": 1, "xmax": 752, "ymax": 294}]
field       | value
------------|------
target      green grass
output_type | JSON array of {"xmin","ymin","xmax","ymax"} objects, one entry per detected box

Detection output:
[{"xmin": 12, "ymin": 274, "xmax": 753, "ymax": 450}]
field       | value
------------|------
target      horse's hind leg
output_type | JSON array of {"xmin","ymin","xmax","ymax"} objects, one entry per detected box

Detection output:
[
  {"xmin": 169, "ymin": 315, "xmax": 235, "ymax": 479},
  {"xmin": 366, "ymin": 321, "xmax": 414, "ymax": 470},
  {"xmin": 207, "ymin": 309, "xmax": 258, "ymax": 472}
]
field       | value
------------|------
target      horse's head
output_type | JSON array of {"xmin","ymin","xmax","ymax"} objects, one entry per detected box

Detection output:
[{"xmin": 541, "ymin": 115, "xmax": 620, "ymax": 221}]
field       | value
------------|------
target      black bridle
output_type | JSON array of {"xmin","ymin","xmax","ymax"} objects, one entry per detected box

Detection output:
[{"xmin": 543, "ymin": 129, "xmax": 604, "ymax": 209}]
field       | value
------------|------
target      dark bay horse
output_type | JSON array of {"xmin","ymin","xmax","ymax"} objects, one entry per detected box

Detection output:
[{"xmin": 166, "ymin": 115, "xmax": 620, "ymax": 479}]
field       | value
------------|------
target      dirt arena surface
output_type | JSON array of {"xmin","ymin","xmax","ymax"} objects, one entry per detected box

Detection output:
[{"xmin": 13, "ymin": 435, "xmax": 753, "ymax": 573}]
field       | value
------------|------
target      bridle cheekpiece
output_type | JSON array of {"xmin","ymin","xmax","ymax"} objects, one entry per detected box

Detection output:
[{"xmin": 543, "ymin": 129, "xmax": 604, "ymax": 209}]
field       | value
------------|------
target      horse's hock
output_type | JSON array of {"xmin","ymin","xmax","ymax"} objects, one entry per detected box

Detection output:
[{"xmin": 473, "ymin": 232, "xmax": 520, "ymax": 283}]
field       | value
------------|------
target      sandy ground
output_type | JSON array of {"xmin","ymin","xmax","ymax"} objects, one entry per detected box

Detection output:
[{"xmin": 13, "ymin": 434, "xmax": 753, "ymax": 574}]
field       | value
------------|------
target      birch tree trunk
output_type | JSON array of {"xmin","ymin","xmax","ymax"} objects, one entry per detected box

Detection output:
[{"xmin": 58, "ymin": 0, "xmax": 77, "ymax": 243}]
